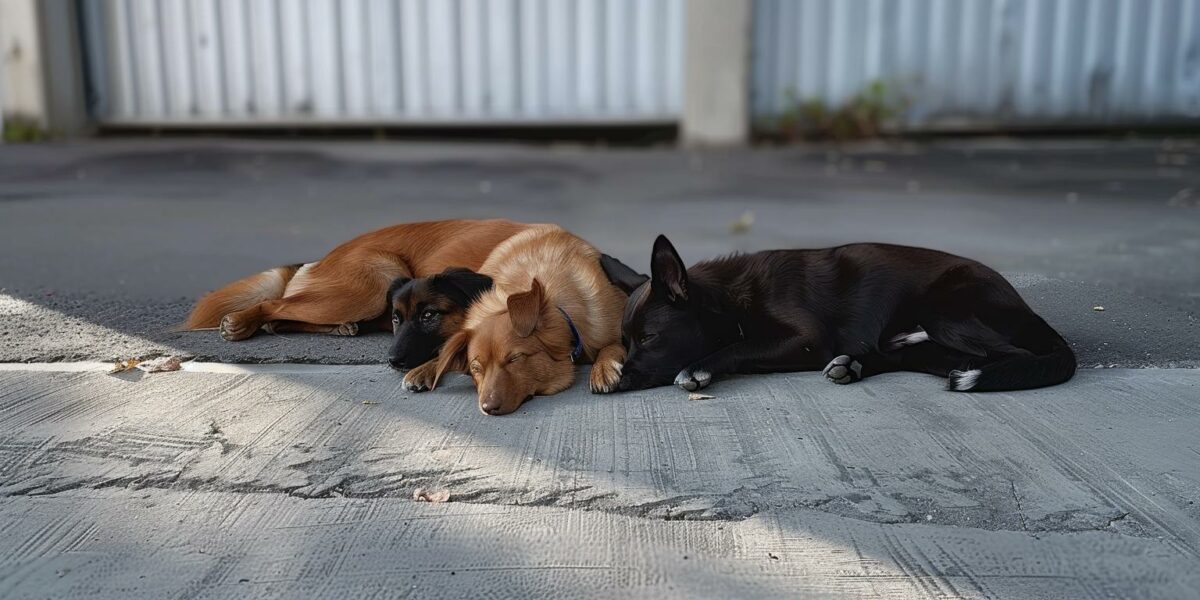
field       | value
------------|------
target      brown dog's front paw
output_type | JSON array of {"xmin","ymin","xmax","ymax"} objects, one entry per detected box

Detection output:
[
  {"xmin": 219, "ymin": 314, "xmax": 256, "ymax": 341},
  {"xmin": 589, "ymin": 359, "xmax": 623, "ymax": 394},
  {"xmin": 402, "ymin": 361, "xmax": 438, "ymax": 393}
]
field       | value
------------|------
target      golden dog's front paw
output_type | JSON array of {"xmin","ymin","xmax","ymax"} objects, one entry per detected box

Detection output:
[
  {"xmin": 402, "ymin": 360, "xmax": 439, "ymax": 392},
  {"xmin": 589, "ymin": 358, "xmax": 623, "ymax": 394}
]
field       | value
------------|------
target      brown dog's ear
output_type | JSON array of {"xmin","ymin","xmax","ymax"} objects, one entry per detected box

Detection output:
[
  {"xmin": 651, "ymin": 235, "xmax": 688, "ymax": 304},
  {"xmin": 507, "ymin": 278, "xmax": 546, "ymax": 337},
  {"xmin": 432, "ymin": 330, "xmax": 470, "ymax": 389}
]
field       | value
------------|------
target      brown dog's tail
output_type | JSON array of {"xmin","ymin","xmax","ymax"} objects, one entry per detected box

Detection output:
[{"xmin": 182, "ymin": 264, "xmax": 304, "ymax": 330}]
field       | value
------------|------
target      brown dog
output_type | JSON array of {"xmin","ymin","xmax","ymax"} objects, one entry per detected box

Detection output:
[
  {"xmin": 414, "ymin": 225, "xmax": 627, "ymax": 415},
  {"xmin": 184, "ymin": 219, "xmax": 537, "ymax": 340}
]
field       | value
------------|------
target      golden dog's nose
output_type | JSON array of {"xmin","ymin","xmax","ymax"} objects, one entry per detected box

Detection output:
[{"xmin": 480, "ymin": 392, "xmax": 503, "ymax": 415}]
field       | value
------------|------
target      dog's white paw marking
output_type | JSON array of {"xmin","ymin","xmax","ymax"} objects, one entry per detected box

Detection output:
[
  {"xmin": 602, "ymin": 359, "xmax": 622, "ymax": 379},
  {"xmin": 822, "ymin": 355, "xmax": 863, "ymax": 384},
  {"xmin": 887, "ymin": 328, "xmax": 930, "ymax": 350},
  {"xmin": 590, "ymin": 359, "xmax": 624, "ymax": 394},
  {"xmin": 948, "ymin": 369, "xmax": 981, "ymax": 391},
  {"xmin": 674, "ymin": 369, "xmax": 712, "ymax": 391}
]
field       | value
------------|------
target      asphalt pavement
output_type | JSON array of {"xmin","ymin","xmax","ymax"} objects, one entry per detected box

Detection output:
[{"xmin": 0, "ymin": 137, "xmax": 1197, "ymax": 598}]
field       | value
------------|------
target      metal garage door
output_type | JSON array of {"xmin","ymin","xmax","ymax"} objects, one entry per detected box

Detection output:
[
  {"xmin": 80, "ymin": 0, "xmax": 684, "ymax": 126},
  {"xmin": 753, "ymin": 0, "xmax": 1200, "ymax": 129}
]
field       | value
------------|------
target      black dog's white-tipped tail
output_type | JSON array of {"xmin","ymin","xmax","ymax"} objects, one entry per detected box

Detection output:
[{"xmin": 948, "ymin": 337, "xmax": 1076, "ymax": 392}]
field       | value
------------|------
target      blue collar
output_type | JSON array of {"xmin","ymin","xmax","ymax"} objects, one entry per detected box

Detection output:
[{"xmin": 557, "ymin": 306, "xmax": 585, "ymax": 363}]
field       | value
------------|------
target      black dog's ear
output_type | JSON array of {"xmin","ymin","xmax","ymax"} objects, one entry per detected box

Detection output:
[
  {"xmin": 386, "ymin": 276, "xmax": 412, "ymax": 305},
  {"xmin": 650, "ymin": 235, "xmax": 688, "ymax": 304},
  {"xmin": 432, "ymin": 267, "xmax": 494, "ymax": 306},
  {"xmin": 599, "ymin": 253, "xmax": 649, "ymax": 295}
]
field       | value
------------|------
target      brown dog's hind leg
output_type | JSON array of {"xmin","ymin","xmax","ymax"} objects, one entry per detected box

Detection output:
[
  {"xmin": 261, "ymin": 320, "xmax": 360, "ymax": 336},
  {"xmin": 589, "ymin": 344, "xmax": 627, "ymax": 394},
  {"xmin": 219, "ymin": 304, "xmax": 270, "ymax": 341},
  {"xmin": 221, "ymin": 251, "xmax": 410, "ymax": 341},
  {"xmin": 220, "ymin": 287, "xmax": 378, "ymax": 341}
]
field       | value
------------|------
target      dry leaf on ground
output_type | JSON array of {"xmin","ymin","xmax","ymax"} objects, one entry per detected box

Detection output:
[
  {"xmin": 136, "ymin": 356, "xmax": 183, "ymax": 373},
  {"xmin": 688, "ymin": 393, "xmax": 716, "ymax": 401},
  {"xmin": 412, "ymin": 488, "xmax": 451, "ymax": 503},
  {"xmin": 109, "ymin": 358, "xmax": 140, "ymax": 374},
  {"xmin": 729, "ymin": 211, "xmax": 755, "ymax": 234}
]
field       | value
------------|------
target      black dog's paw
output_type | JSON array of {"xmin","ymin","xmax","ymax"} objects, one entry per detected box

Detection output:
[
  {"xmin": 674, "ymin": 368, "xmax": 712, "ymax": 392},
  {"xmin": 822, "ymin": 355, "xmax": 863, "ymax": 384}
]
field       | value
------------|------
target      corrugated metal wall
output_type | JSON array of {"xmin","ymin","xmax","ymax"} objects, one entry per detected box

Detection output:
[
  {"xmin": 83, "ymin": 0, "xmax": 683, "ymax": 125},
  {"xmin": 753, "ymin": 0, "xmax": 1200, "ymax": 128}
]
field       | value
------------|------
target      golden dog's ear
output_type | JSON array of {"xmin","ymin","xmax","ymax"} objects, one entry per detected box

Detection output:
[
  {"xmin": 507, "ymin": 278, "xmax": 546, "ymax": 337},
  {"xmin": 432, "ymin": 330, "xmax": 470, "ymax": 389}
]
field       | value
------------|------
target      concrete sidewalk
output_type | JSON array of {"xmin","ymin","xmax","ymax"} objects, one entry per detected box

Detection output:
[
  {"xmin": 0, "ymin": 138, "xmax": 1198, "ymax": 598},
  {"xmin": 0, "ymin": 366, "xmax": 1197, "ymax": 598}
]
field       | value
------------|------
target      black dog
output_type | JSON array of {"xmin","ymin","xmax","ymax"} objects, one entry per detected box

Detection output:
[
  {"xmin": 386, "ymin": 267, "xmax": 494, "ymax": 370},
  {"xmin": 605, "ymin": 236, "xmax": 1075, "ymax": 393}
]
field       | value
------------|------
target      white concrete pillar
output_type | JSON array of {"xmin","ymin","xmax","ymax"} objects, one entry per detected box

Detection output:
[
  {"xmin": 0, "ymin": 0, "xmax": 48, "ymax": 127},
  {"xmin": 0, "ymin": 0, "xmax": 87, "ymax": 137},
  {"xmin": 681, "ymin": 0, "xmax": 752, "ymax": 146}
]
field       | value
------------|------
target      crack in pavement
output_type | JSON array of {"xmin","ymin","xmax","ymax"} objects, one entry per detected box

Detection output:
[
  {"xmin": 1010, "ymin": 479, "xmax": 1029, "ymax": 532},
  {"xmin": 0, "ymin": 452, "xmax": 1147, "ymax": 534}
]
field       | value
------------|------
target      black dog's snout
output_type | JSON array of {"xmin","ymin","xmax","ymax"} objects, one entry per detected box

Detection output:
[
  {"xmin": 616, "ymin": 376, "xmax": 632, "ymax": 392},
  {"xmin": 388, "ymin": 356, "xmax": 406, "ymax": 370},
  {"xmin": 616, "ymin": 372, "xmax": 642, "ymax": 392}
]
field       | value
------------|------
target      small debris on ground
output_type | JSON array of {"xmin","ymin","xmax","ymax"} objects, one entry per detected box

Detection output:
[
  {"xmin": 136, "ymin": 356, "xmax": 183, "ymax": 373},
  {"xmin": 767, "ymin": 552, "xmax": 780, "ymax": 560},
  {"xmin": 109, "ymin": 358, "xmax": 141, "ymax": 374},
  {"xmin": 412, "ymin": 488, "xmax": 451, "ymax": 503},
  {"xmin": 1167, "ymin": 188, "xmax": 1196, "ymax": 208},
  {"xmin": 362, "ymin": 400, "xmax": 380, "ymax": 405},
  {"xmin": 729, "ymin": 211, "xmax": 755, "ymax": 234},
  {"xmin": 1093, "ymin": 306, "xmax": 1105, "ymax": 312},
  {"xmin": 688, "ymin": 393, "xmax": 716, "ymax": 401}
]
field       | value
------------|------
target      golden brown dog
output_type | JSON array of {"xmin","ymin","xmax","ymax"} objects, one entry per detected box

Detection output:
[
  {"xmin": 184, "ymin": 219, "xmax": 538, "ymax": 340},
  {"xmin": 411, "ymin": 224, "xmax": 627, "ymax": 415}
]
